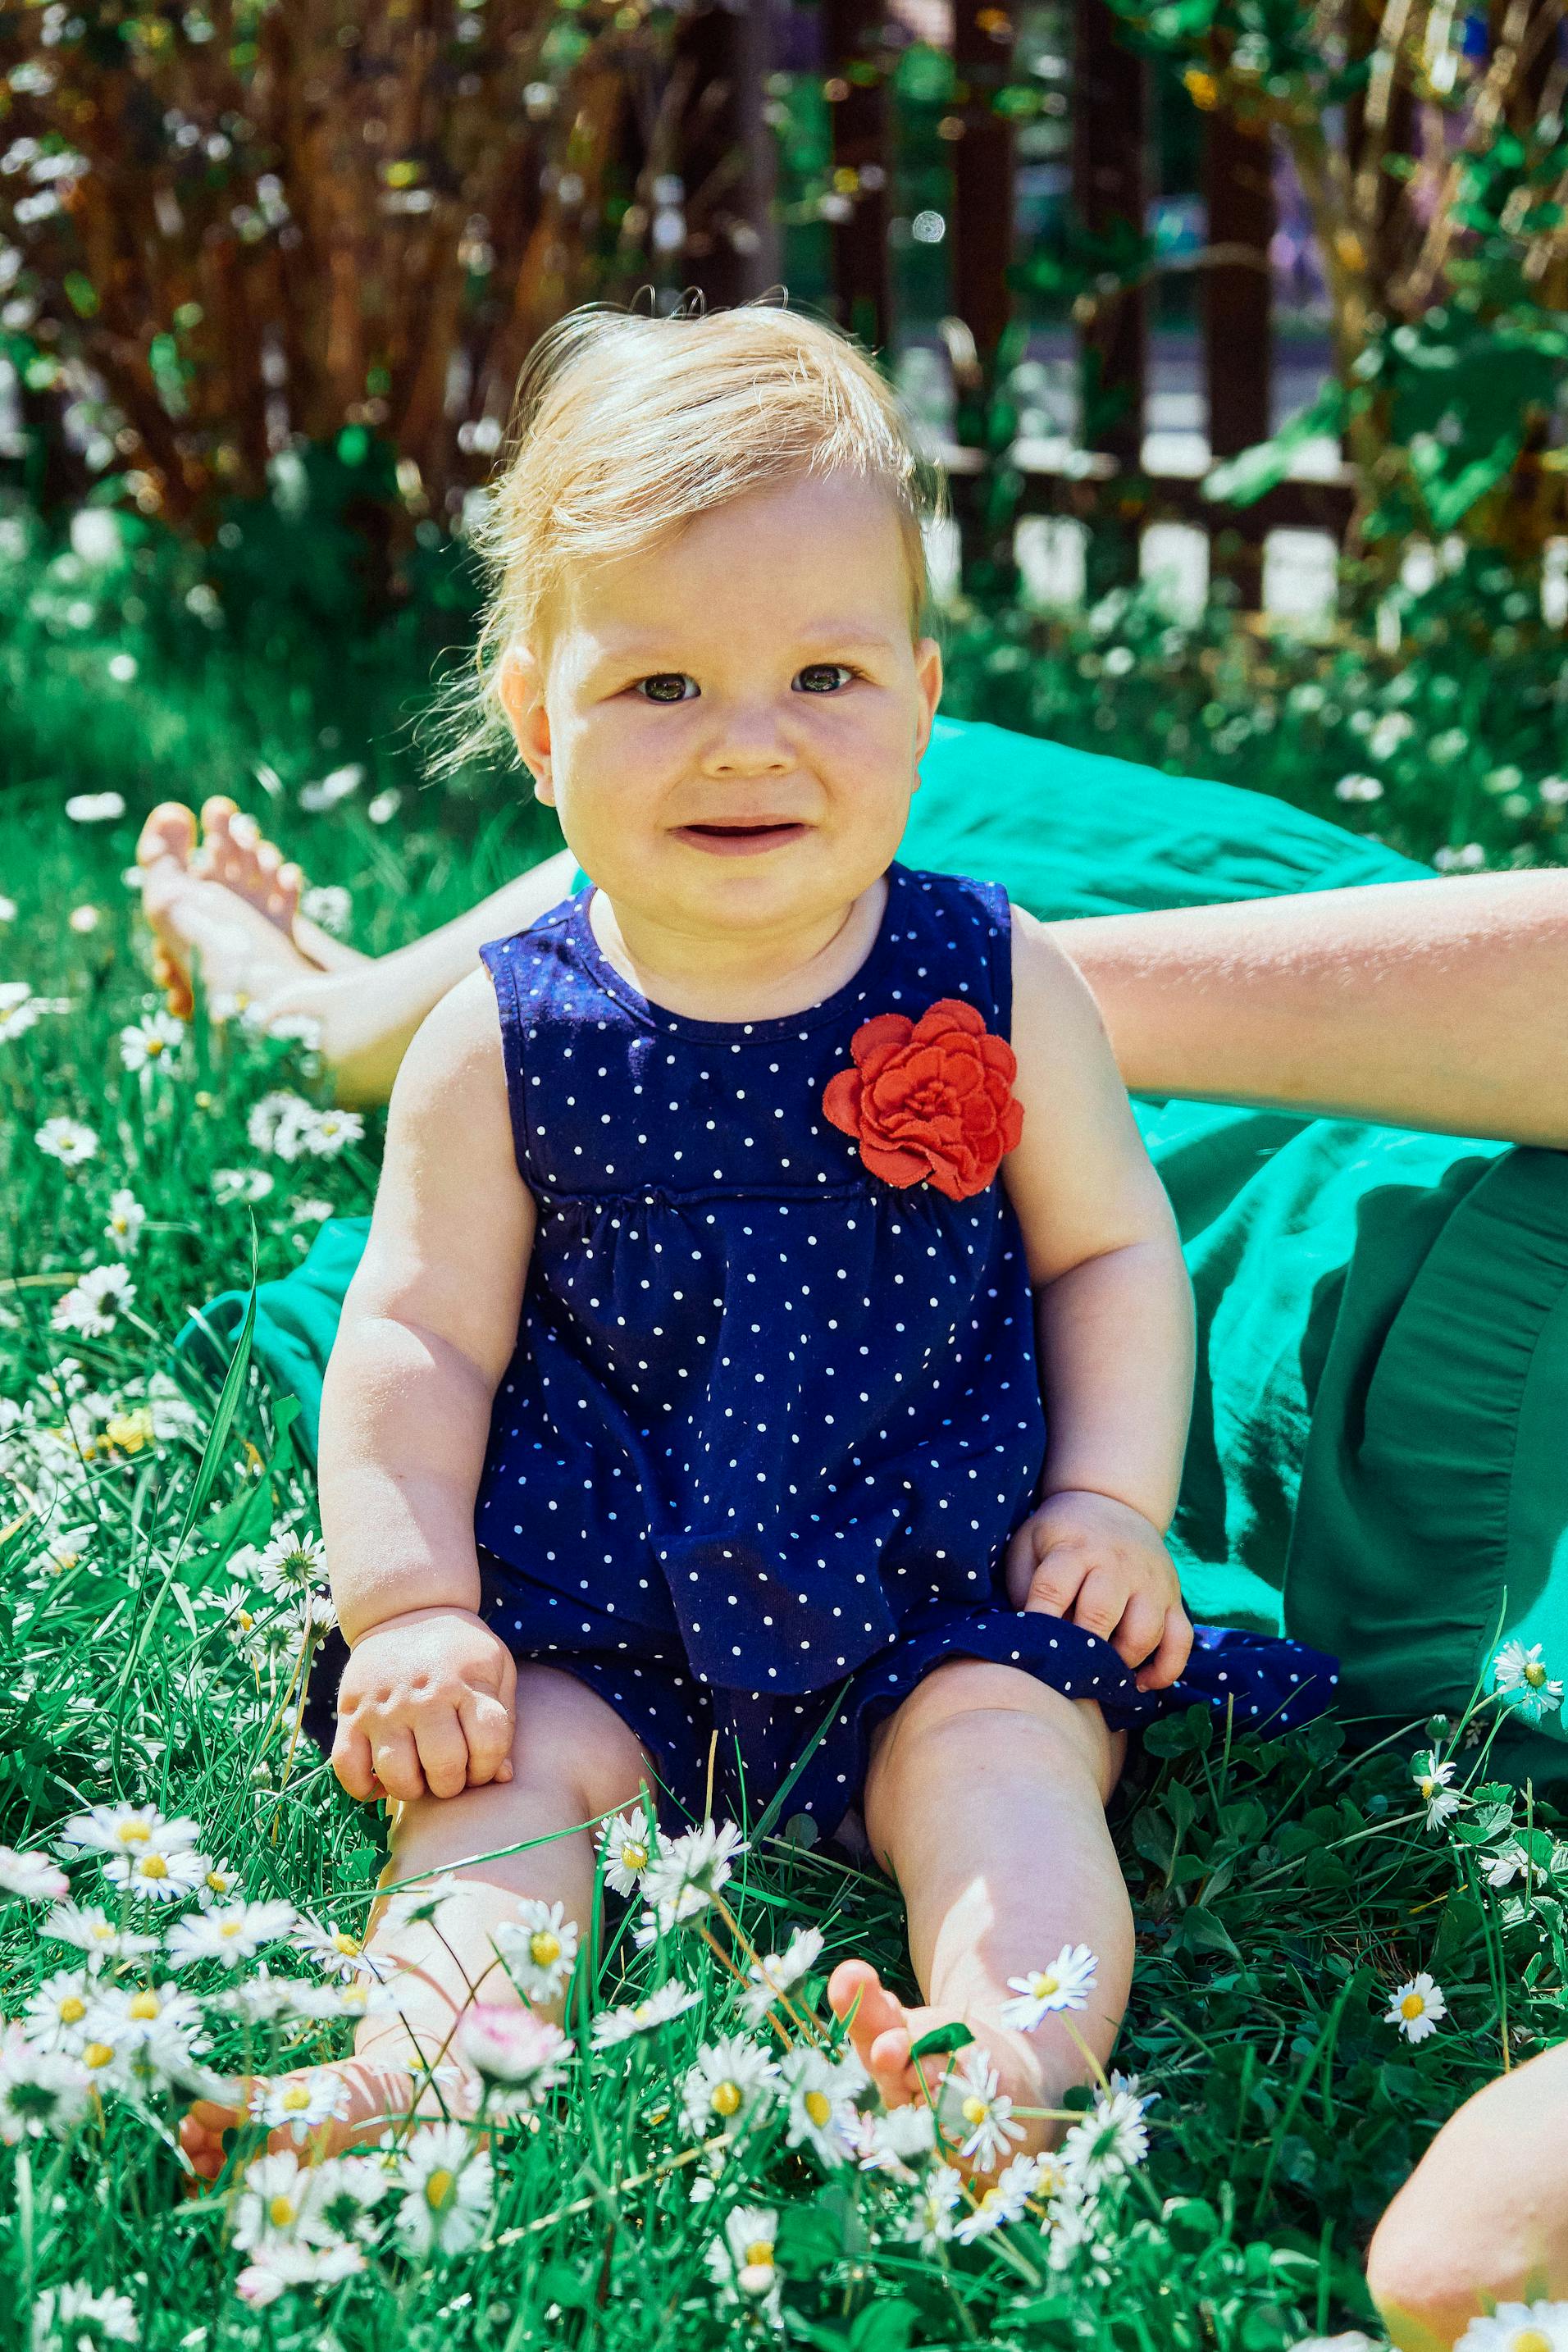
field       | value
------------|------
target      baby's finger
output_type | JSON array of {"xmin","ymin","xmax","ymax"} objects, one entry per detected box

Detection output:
[
  {"xmin": 1064, "ymin": 1562, "xmax": 1131, "ymax": 1644},
  {"xmin": 1023, "ymin": 1540, "xmax": 1093, "ymax": 1619},
  {"xmin": 331, "ymin": 1724, "xmax": 378, "ymax": 1803},
  {"xmin": 371, "ymin": 1729, "xmax": 426, "ymax": 1803},
  {"xmin": 413, "ymin": 1709, "xmax": 472, "ymax": 1802},
  {"xmin": 1135, "ymin": 1607, "xmax": 1195, "ymax": 1693},
  {"xmin": 457, "ymin": 1689, "xmax": 516, "ymax": 1788},
  {"xmin": 1004, "ymin": 1520, "xmax": 1042, "ymax": 1610},
  {"xmin": 1110, "ymin": 1588, "xmax": 1168, "ymax": 1672}
]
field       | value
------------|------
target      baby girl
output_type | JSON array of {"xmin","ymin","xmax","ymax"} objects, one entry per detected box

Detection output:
[{"xmin": 182, "ymin": 303, "xmax": 1332, "ymax": 2178}]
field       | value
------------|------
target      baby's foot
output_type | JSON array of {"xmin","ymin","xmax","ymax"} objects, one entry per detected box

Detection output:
[
  {"xmin": 190, "ymin": 795, "xmax": 305, "ymax": 938},
  {"xmin": 828, "ymin": 1958, "xmax": 1060, "ymax": 2173},
  {"xmin": 180, "ymin": 2052, "xmax": 478, "ymax": 2183},
  {"xmin": 135, "ymin": 801, "xmax": 320, "ymax": 1018}
]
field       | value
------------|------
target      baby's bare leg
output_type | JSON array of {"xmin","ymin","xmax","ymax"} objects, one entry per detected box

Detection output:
[
  {"xmin": 180, "ymin": 1665, "xmax": 653, "ymax": 2177},
  {"xmin": 829, "ymin": 1660, "xmax": 1133, "ymax": 2161}
]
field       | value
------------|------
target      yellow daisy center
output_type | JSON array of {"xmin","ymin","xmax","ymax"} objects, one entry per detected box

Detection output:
[
  {"xmin": 281, "ymin": 2085, "xmax": 312, "ymax": 2111},
  {"xmin": 116, "ymin": 1821, "xmax": 151, "ymax": 1846},
  {"xmin": 237, "ymin": 1610, "xmax": 253, "ymax": 1632},
  {"xmin": 1400, "ymin": 1993, "xmax": 1426, "ymax": 2020},
  {"xmin": 89, "ymin": 1923, "xmax": 115, "ymax": 1943},
  {"xmin": 1525, "ymin": 1661, "xmax": 1547, "ymax": 1688},
  {"xmin": 743, "ymin": 2241, "xmax": 775, "ymax": 2269},
  {"xmin": 961, "ymin": 2094, "xmax": 989, "ymax": 2126},
  {"xmin": 331, "ymin": 1931, "xmax": 361, "ymax": 1957},
  {"xmin": 268, "ymin": 2194, "xmax": 296, "ymax": 2228},
  {"xmin": 1030, "ymin": 1971, "xmax": 1060, "ymax": 1999},
  {"xmin": 1511, "ymin": 2333, "xmax": 1554, "ymax": 2352},
  {"xmin": 205, "ymin": 1871, "xmax": 229, "ymax": 1893},
  {"xmin": 529, "ymin": 1930, "xmax": 561, "ymax": 1967},
  {"xmin": 804, "ymin": 2090, "xmax": 832, "ymax": 2128},
  {"xmin": 710, "ymin": 2080, "xmax": 743, "ymax": 2117},
  {"xmin": 219, "ymin": 1921, "xmax": 244, "ymax": 1939},
  {"xmin": 57, "ymin": 1994, "xmax": 87, "ymax": 2024},
  {"xmin": 84, "ymin": 2042, "xmax": 115, "ymax": 2070},
  {"xmin": 138, "ymin": 1853, "xmax": 169, "ymax": 1880},
  {"xmin": 129, "ymin": 1991, "xmax": 161, "ymax": 2021},
  {"xmin": 146, "ymin": 1036, "xmax": 164, "ymax": 1055},
  {"xmin": 621, "ymin": 1841, "xmax": 648, "ymax": 1872},
  {"xmin": 425, "ymin": 2167, "xmax": 456, "ymax": 2211}
]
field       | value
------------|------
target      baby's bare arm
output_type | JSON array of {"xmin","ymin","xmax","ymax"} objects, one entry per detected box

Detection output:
[
  {"xmin": 1002, "ymin": 908, "xmax": 1197, "ymax": 1686},
  {"xmin": 318, "ymin": 965, "xmax": 534, "ymax": 1798}
]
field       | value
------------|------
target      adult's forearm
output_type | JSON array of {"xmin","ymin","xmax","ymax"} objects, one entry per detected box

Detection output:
[{"xmin": 1054, "ymin": 872, "xmax": 1568, "ymax": 1148}]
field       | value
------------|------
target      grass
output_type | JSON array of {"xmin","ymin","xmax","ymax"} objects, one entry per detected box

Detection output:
[{"xmin": 2, "ymin": 547, "xmax": 1567, "ymax": 2349}]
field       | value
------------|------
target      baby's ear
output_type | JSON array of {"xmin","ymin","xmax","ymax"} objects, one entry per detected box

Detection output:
[{"xmin": 499, "ymin": 643, "xmax": 554, "ymax": 801}]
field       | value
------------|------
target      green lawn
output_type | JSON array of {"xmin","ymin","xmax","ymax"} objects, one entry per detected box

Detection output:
[{"xmin": 1, "ymin": 684, "xmax": 1563, "ymax": 2350}]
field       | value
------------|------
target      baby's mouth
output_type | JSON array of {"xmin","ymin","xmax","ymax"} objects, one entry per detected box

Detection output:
[{"xmin": 673, "ymin": 820, "xmax": 808, "ymax": 855}]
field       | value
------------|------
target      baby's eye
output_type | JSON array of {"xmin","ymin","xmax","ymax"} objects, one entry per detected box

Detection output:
[
  {"xmin": 634, "ymin": 673, "xmax": 698, "ymax": 704},
  {"xmin": 793, "ymin": 663, "xmax": 855, "ymax": 695}
]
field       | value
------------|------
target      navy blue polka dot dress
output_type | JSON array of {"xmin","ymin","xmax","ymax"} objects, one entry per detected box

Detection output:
[{"xmin": 467, "ymin": 863, "xmax": 1337, "ymax": 1832}]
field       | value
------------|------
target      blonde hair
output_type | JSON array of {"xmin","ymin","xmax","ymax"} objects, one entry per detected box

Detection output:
[{"xmin": 423, "ymin": 300, "xmax": 944, "ymax": 784}]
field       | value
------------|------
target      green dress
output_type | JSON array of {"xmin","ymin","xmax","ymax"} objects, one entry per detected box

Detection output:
[{"xmin": 177, "ymin": 718, "xmax": 1568, "ymax": 1783}]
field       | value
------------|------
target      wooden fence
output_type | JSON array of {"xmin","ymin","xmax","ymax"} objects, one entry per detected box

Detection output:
[{"xmin": 677, "ymin": 0, "xmax": 1356, "ymax": 604}]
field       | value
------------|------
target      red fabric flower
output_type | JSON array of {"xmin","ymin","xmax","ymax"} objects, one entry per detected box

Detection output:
[{"xmin": 822, "ymin": 997, "xmax": 1025, "ymax": 1201}]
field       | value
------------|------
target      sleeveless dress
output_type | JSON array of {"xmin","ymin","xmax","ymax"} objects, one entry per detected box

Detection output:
[
  {"xmin": 197, "ymin": 719, "xmax": 1568, "ymax": 1798},
  {"xmin": 423, "ymin": 860, "xmax": 1332, "ymax": 1832}
]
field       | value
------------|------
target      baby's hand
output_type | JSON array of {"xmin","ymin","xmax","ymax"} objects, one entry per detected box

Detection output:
[
  {"xmin": 331, "ymin": 1606, "xmax": 517, "ymax": 1803},
  {"xmin": 1005, "ymin": 1489, "xmax": 1193, "ymax": 1691}
]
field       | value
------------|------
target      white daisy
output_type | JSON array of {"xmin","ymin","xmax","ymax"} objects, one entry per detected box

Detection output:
[
  {"xmin": 51, "ymin": 1263, "xmax": 135, "ymax": 1338},
  {"xmin": 287, "ymin": 1976, "xmax": 403, "ymax": 2026},
  {"xmin": 34, "ymin": 1117, "xmax": 98, "ymax": 1165},
  {"xmin": 247, "ymin": 1091, "xmax": 316, "ymax": 1160},
  {"xmin": 1484, "ymin": 1844, "xmax": 1530, "ymax": 1889},
  {"xmin": 301, "ymin": 883, "xmax": 353, "ymax": 936},
  {"xmin": 65, "ymin": 792, "xmax": 125, "ymax": 823},
  {"xmin": 1385, "ymin": 1971, "xmax": 1447, "ymax": 2044},
  {"xmin": 1000, "ymin": 1942, "xmax": 1100, "ymax": 2031},
  {"xmin": 596, "ymin": 1808, "xmax": 656, "ymax": 1897},
  {"xmin": 383, "ymin": 1872, "xmax": 468, "ymax": 1933},
  {"xmin": 1060, "ymin": 2087, "xmax": 1151, "ymax": 2186},
  {"xmin": 119, "ymin": 1011, "xmax": 185, "ymax": 1072},
  {"xmin": 902, "ymin": 2161, "xmax": 964, "ymax": 2249},
  {"xmin": 850, "ymin": 2099, "xmax": 937, "ymax": 2179},
  {"xmin": 40, "ymin": 1901, "xmax": 157, "ymax": 1968},
  {"xmin": 455, "ymin": 2005, "xmax": 572, "ymax": 2112},
  {"xmin": 103, "ymin": 1840, "xmax": 210, "ymax": 1903},
  {"xmin": 1493, "ymin": 1642, "xmax": 1566, "ymax": 1723},
  {"xmin": 590, "ymin": 1980, "xmax": 702, "ymax": 2049},
  {"xmin": 232, "ymin": 2149, "xmax": 335, "ymax": 2252},
  {"xmin": 679, "ymin": 2034, "xmax": 780, "ymax": 2139},
  {"xmin": 249, "ymin": 2072, "xmax": 353, "ymax": 2144},
  {"xmin": 21, "ymin": 1969, "xmax": 96, "ymax": 2056},
  {"xmin": 638, "ymin": 1819, "xmax": 746, "ymax": 1937},
  {"xmin": 738, "ymin": 1926, "xmax": 824, "ymax": 2026},
  {"xmin": 493, "ymin": 1898, "xmax": 579, "ymax": 2004},
  {"xmin": 1455, "ymin": 2303, "xmax": 1568, "ymax": 2352},
  {"xmin": 312, "ymin": 2151, "xmax": 393, "ymax": 2240},
  {"xmin": 937, "ymin": 2044, "xmax": 1026, "ymax": 2172},
  {"xmin": 60, "ymin": 1801, "xmax": 200, "ymax": 1859},
  {"xmin": 212, "ymin": 1166, "xmax": 275, "ymax": 1206},
  {"xmin": 0, "ymin": 1845, "xmax": 69, "ymax": 1902},
  {"xmin": 103, "ymin": 1188, "xmax": 145, "ymax": 1254},
  {"xmin": 235, "ymin": 2240, "xmax": 366, "ymax": 2308},
  {"xmin": 0, "ymin": 2026, "xmax": 91, "ymax": 2143},
  {"xmin": 0, "ymin": 982, "xmax": 41, "ymax": 1042},
  {"xmin": 955, "ymin": 2150, "xmax": 1048, "ymax": 2244},
  {"xmin": 1411, "ymin": 1751, "xmax": 1461, "ymax": 1830},
  {"xmin": 31, "ymin": 2281, "xmax": 138, "ymax": 2345},
  {"xmin": 297, "ymin": 1105, "xmax": 363, "ymax": 1158},
  {"xmin": 704, "ymin": 2204, "xmax": 784, "ymax": 2316},
  {"xmin": 166, "ymin": 1898, "xmax": 299, "ymax": 1971},
  {"xmin": 253, "ymin": 1526, "xmax": 329, "ymax": 1596},
  {"xmin": 85, "ymin": 1981, "xmax": 205, "ymax": 2053},
  {"xmin": 779, "ymin": 2044, "xmax": 860, "ymax": 2167},
  {"xmin": 291, "ymin": 1915, "xmax": 376, "ymax": 1977},
  {"xmin": 194, "ymin": 1856, "xmax": 244, "ymax": 1908},
  {"xmin": 394, "ymin": 2122, "xmax": 493, "ymax": 2257}
]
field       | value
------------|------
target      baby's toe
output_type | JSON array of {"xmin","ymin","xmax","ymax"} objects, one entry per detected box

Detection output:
[{"xmin": 137, "ymin": 801, "xmax": 197, "ymax": 873}]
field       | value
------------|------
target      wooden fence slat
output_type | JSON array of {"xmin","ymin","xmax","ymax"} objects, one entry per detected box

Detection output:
[
  {"xmin": 950, "ymin": 1, "xmax": 1016, "ymax": 365},
  {"xmin": 1072, "ymin": 0, "xmax": 1148, "ymax": 588},
  {"xmin": 675, "ymin": 0, "xmax": 780, "ymax": 310},
  {"xmin": 1202, "ymin": 110, "xmax": 1274, "ymax": 604},
  {"xmin": 825, "ymin": 0, "xmax": 896, "ymax": 353}
]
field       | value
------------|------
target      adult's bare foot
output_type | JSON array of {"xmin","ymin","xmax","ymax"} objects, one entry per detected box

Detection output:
[
  {"xmin": 136, "ymin": 801, "xmax": 323, "ymax": 1019},
  {"xmin": 180, "ymin": 2049, "xmax": 478, "ymax": 2185},
  {"xmin": 827, "ymin": 1956, "xmax": 1062, "ymax": 2175}
]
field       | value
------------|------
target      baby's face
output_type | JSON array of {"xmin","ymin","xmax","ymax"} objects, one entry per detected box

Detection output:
[{"xmin": 502, "ymin": 473, "xmax": 941, "ymax": 942}]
